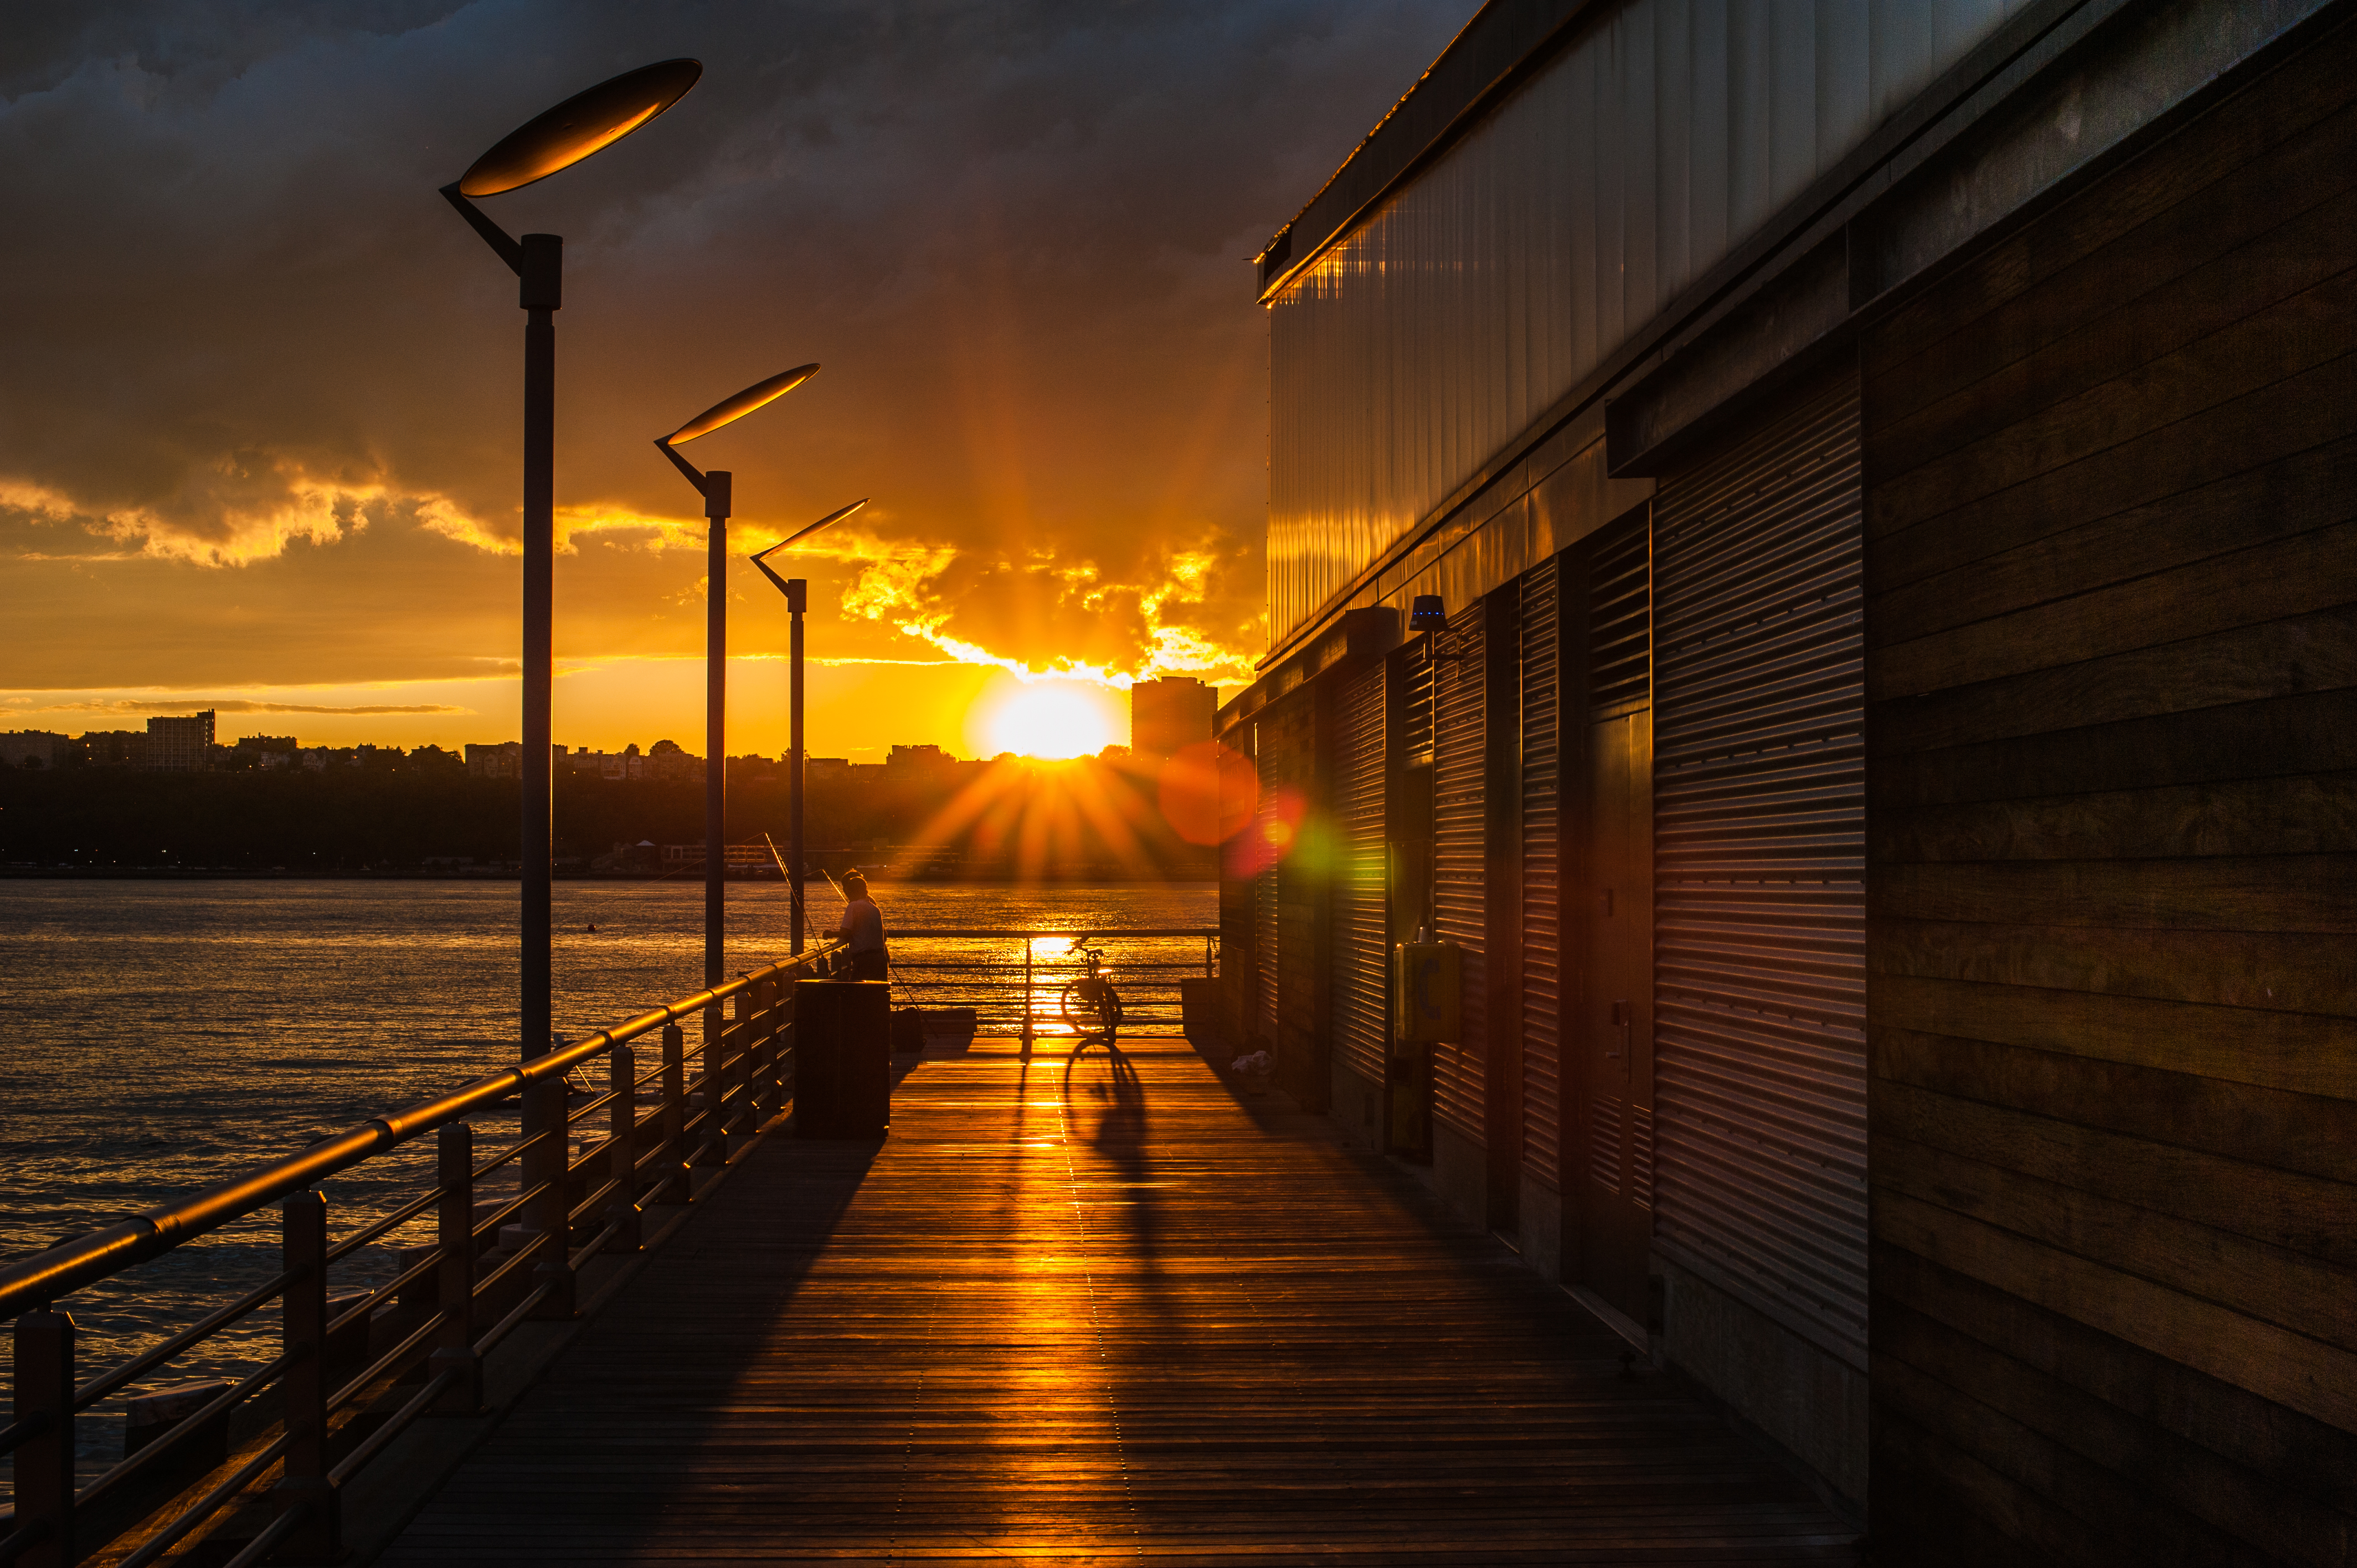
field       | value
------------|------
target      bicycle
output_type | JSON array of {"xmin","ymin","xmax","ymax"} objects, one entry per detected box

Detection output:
[{"xmin": 1059, "ymin": 936, "xmax": 1125, "ymax": 1049}]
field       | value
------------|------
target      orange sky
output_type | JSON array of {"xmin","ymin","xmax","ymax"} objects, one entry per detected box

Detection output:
[{"xmin": 1, "ymin": 3, "xmax": 1463, "ymax": 760}]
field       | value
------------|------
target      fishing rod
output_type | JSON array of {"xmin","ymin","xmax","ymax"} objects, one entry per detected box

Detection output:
[{"xmin": 763, "ymin": 834, "xmax": 922, "ymax": 1007}]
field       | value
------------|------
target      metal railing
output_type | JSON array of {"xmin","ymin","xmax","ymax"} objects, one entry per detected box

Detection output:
[
  {"xmin": 0, "ymin": 941, "xmax": 851, "ymax": 1568},
  {"xmin": 882, "ymin": 927, "xmax": 1218, "ymax": 1050}
]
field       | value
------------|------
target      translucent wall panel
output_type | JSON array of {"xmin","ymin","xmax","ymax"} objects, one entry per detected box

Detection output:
[{"xmin": 1267, "ymin": 0, "xmax": 2026, "ymax": 645}]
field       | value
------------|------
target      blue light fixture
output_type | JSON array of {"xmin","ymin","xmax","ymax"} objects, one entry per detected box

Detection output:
[{"xmin": 1409, "ymin": 594, "xmax": 1446, "ymax": 633}]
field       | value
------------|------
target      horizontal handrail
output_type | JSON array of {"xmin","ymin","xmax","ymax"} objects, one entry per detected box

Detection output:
[
  {"xmin": 0, "ymin": 940, "xmax": 845, "ymax": 1321},
  {"xmin": 5, "ymin": 922, "xmax": 1204, "ymax": 1567}
]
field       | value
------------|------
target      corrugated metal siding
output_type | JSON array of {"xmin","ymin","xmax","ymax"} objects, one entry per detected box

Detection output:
[
  {"xmin": 1651, "ymin": 372, "xmax": 1867, "ymax": 1371},
  {"xmin": 1334, "ymin": 662, "xmax": 1390, "ymax": 1090},
  {"xmin": 1266, "ymin": 0, "xmax": 2028, "ymax": 644},
  {"xmin": 1519, "ymin": 559, "xmax": 1562, "ymax": 1187},
  {"xmin": 1432, "ymin": 600, "xmax": 1488, "ymax": 1144}
]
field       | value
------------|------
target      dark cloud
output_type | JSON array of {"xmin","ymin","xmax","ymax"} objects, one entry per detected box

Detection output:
[{"xmin": 1, "ymin": 0, "xmax": 1463, "ymax": 687}]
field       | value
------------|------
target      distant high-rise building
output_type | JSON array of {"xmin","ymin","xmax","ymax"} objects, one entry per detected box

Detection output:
[
  {"xmin": 1129, "ymin": 677, "xmax": 1214, "ymax": 765},
  {"xmin": 146, "ymin": 711, "xmax": 215, "ymax": 772}
]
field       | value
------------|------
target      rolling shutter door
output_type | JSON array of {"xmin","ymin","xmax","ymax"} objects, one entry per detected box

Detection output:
[
  {"xmin": 1333, "ymin": 663, "xmax": 1388, "ymax": 1091},
  {"xmin": 1255, "ymin": 725, "xmax": 1280, "ymax": 1040},
  {"xmin": 1651, "ymin": 371, "xmax": 1868, "ymax": 1370},
  {"xmin": 1585, "ymin": 514, "xmax": 1654, "ymax": 1213},
  {"xmin": 1432, "ymin": 600, "xmax": 1488, "ymax": 1146},
  {"xmin": 1519, "ymin": 560, "xmax": 1562, "ymax": 1187}
]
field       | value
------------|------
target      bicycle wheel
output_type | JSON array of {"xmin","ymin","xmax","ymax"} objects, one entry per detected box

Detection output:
[{"xmin": 1061, "ymin": 979, "xmax": 1115, "ymax": 1036}]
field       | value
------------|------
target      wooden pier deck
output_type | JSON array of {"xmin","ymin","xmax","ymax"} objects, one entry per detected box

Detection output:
[{"xmin": 381, "ymin": 1041, "xmax": 1860, "ymax": 1564}]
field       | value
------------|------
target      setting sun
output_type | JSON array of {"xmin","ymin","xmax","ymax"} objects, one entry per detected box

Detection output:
[{"xmin": 970, "ymin": 678, "xmax": 1121, "ymax": 759}]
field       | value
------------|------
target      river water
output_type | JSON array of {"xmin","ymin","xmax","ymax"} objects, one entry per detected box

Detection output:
[{"xmin": 0, "ymin": 877, "xmax": 1214, "ymax": 1485}]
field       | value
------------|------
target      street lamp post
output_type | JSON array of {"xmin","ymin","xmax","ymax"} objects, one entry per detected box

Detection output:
[
  {"xmin": 752, "ymin": 503, "xmax": 867, "ymax": 952},
  {"xmin": 653, "ymin": 367, "xmax": 827, "ymax": 987},
  {"xmin": 441, "ymin": 57, "xmax": 701, "ymax": 1063},
  {"xmin": 440, "ymin": 60, "xmax": 699, "ymax": 1347}
]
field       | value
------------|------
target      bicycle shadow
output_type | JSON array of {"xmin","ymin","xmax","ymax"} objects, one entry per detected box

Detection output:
[{"xmin": 1059, "ymin": 1039, "xmax": 1166, "ymax": 1294}]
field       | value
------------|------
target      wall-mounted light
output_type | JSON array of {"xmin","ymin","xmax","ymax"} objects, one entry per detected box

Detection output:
[{"xmin": 1409, "ymin": 592, "xmax": 1469, "ymax": 662}]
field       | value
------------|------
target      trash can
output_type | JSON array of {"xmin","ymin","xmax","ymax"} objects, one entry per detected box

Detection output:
[{"xmin": 794, "ymin": 979, "xmax": 891, "ymax": 1138}]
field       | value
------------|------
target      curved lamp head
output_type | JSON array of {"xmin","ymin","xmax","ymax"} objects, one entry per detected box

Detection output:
[
  {"xmin": 665, "ymin": 364, "xmax": 821, "ymax": 446},
  {"xmin": 754, "ymin": 499, "xmax": 869, "ymax": 561},
  {"xmin": 459, "ymin": 59, "xmax": 703, "ymax": 197},
  {"xmin": 750, "ymin": 499, "xmax": 869, "ymax": 597}
]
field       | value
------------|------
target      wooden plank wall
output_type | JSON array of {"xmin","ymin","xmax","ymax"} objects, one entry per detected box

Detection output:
[{"xmin": 1861, "ymin": 18, "xmax": 2357, "ymax": 1564}]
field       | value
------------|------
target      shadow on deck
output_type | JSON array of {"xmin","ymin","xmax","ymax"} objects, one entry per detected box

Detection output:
[{"xmin": 380, "ymin": 1040, "xmax": 1861, "ymax": 1564}]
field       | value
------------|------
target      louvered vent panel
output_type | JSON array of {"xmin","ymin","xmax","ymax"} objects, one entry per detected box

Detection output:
[
  {"xmin": 1589, "ymin": 1096, "xmax": 1623, "ymax": 1194},
  {"xmin": 1520, "ymin": 559, "xmax": 1562, "ymax": 1187},
  {"xmin": 1400, "ymin": 644, "xmax": 1435, "ymax": 763},
  {"xmin": 1651, "ymin": 372, "xmax": 1867, "ymax": 1373},
  {"xmin": 1431, "ymin": 601, "xmax": 1488, "ymax": 1145},
  {"xmin": 1589, "ymin": 524, "xmax": 1651, "ymax": 716},
  {"xmin": 1631, "ymin": 1105, "xmax": 1655, "ymax": 1211},
  {"xmin": 1332, "ymin": 663, "xmax": 1389, "ymax": 1091}
]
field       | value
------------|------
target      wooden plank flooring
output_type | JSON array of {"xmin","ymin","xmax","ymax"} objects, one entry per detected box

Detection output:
[{"xmin": 383, "ymin": 1043, "xmax": 1859, "ymax": 1564}]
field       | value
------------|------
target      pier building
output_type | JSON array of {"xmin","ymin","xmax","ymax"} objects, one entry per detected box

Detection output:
[{"xmin": 1216, "ymin": 0, "xmax": 2357, "ymax": 1555}]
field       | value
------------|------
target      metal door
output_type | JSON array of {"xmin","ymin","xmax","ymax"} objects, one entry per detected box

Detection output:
[
  {"xmin": 1332, "ymin": 662, "xmax": 1388, "ymax": 1100},
  {"xmin": 1570, "ymin": 516, "xmax": 1654, "ymax": 1322},
  {"xmin": 1651, "ymin": 369, "xmax": 1867, "ymax": 1372},
  {"xmin": 1430, "ymin": 600, "xmax": 1487, "ymax": 1147}
]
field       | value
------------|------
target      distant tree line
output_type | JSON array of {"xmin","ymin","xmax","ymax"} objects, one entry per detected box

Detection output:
[{"xmin": 0, "ymin": 754, "xmax": 1212, "ymax": 876}]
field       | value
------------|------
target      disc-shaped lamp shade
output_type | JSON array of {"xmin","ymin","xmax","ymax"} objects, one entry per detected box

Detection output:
[
  {"xmin": 665, "ymin": 364, "xmax": 821, "ymax": 445},
  {"xmin": 760, "ymin": 498, "xmax": 869, "ymax": 556},
  {"xmin": 458, "ymin": 58, "xmax": 703, "ymax": 197}
]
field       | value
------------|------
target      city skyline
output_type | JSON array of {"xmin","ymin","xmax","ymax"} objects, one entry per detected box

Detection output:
[{"xmin": 2, "ymin": 671, "xmax": 1219, "ymax": 767}]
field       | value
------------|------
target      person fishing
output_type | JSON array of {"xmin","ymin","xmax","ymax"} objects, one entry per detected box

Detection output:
[{"xmin": 832, "ymin": 869, "xmax": 890, "ymax": 983}]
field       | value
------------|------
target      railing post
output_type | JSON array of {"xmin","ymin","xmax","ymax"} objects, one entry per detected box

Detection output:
[
  {"xmin": 728, "ymin": 988, "xmax": 756, "ymax": 1152},
  {"xmin": 1022, "ymin": 940, "xmax": 1034, "ymax": 1058},
  {"xmin": 12, "ymin": 1306, "xmax": 75, "ymax": 1568},
  {"xmin": 428, "ymin": 1123, "xmax": 482, "ymax": 1414},
  {"xmin": 606, "ymin": 1045, "xmax": 642, "ymax": 1252},
  {"xmin": 525, "ymin": 1079, "xmax": 575, "ymax": 1320},
  {"xmin": 696, "ymin": 1004, "xmax": 725, "ymax": 1167},
  {"xmin": 275, "ymin": 1189, "xmax": 339, "ymax": 1561},
  {"xmin": 770, "ymin": 973, "xmax": 790, "ymax": 1117},
  {"xmin": 658, "ymin": 1023, "xmax": 691, "ymax": 1203},
  {"xmin": 749, "ymin": 971, "xmax": 778, "ymax": 1117}
]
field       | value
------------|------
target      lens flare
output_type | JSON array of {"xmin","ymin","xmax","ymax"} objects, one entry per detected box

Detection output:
[{"xmin": 1155, "ymin": 741, "xmax": 1258, "ymax": 845}]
